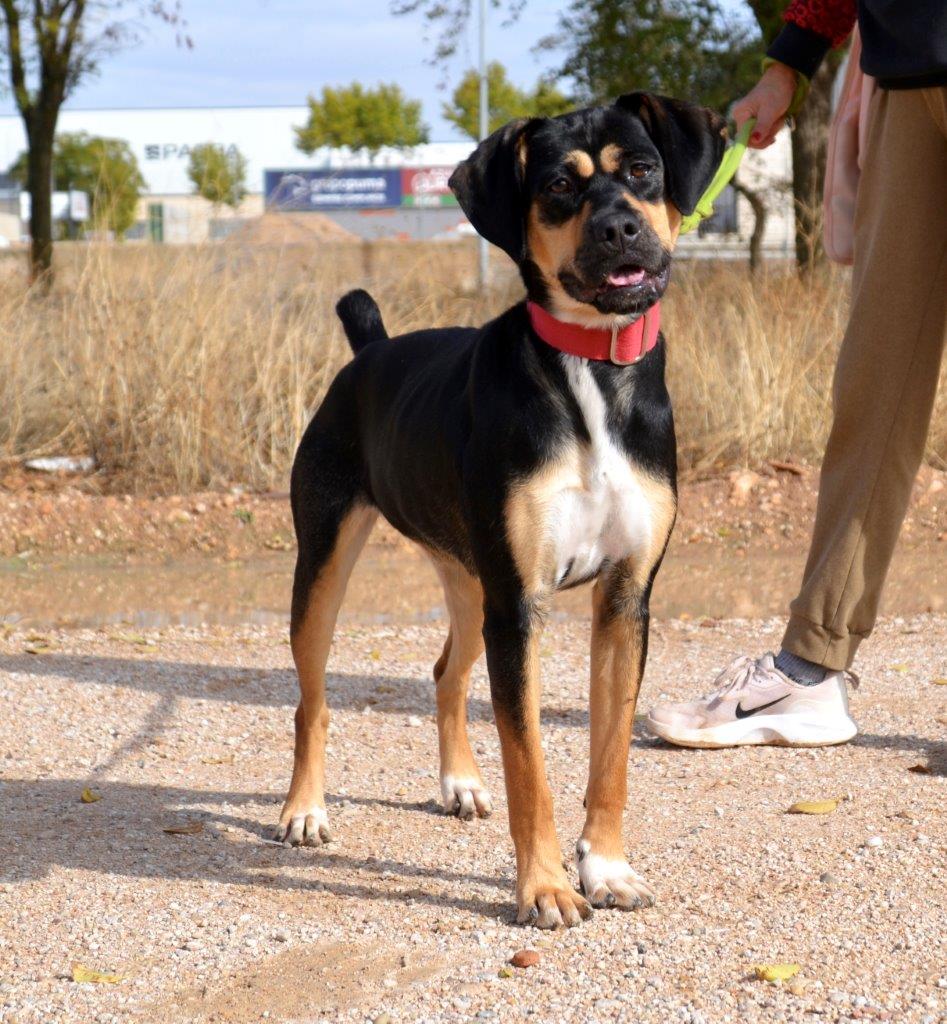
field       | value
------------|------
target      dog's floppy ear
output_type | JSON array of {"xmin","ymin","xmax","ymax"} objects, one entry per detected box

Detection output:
[
  {"xmin": 449, "ymin": 118, "xmax": 534, "ymax": 262},
  {"xmin": 616, "ymin": 92, "xmax": 728, "ymax": 217}
]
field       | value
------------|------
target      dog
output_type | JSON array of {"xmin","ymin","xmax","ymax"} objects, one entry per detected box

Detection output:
[{"xmin": 275, "ymin": 92, "xmax": 727, "ymax": 928}]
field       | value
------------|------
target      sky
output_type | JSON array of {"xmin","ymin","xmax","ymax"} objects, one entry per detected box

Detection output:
[{"xmin": 0, "ymin": 0, "xmax": 573, "ymax": 142}]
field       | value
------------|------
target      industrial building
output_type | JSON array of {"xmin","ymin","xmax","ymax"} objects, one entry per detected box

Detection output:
[{"xmin": 0, "ymin": 104, "xmax": 796, "ymax": 256}]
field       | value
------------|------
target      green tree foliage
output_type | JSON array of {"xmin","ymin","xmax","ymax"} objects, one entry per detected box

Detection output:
[
  {"xmin": 187, "ymin": 143, "xmax": 248, "ymax": 209},
  {"xmin": 9, "ymin": 131, "xmax": 146, "ymax": 236},
  {"xmin": 295, "ymin": 83, "xmax": 428, "ymax": 155},
  {"xmin": 541, "ymin": 0, "xmax": 761, "ymax": 110},
  {"xmin": 443, "ymin": 63, "xmax": 571, "ymax": 138}
]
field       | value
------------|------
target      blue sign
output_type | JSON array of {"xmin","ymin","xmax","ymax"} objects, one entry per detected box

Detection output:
[{"xmin": 264, "ymin": 169, "xmax": 401, "ymax": 211}]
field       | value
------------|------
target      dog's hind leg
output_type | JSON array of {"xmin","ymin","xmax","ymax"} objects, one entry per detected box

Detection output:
[
  {"xmin": 429, "ymin": 557, "xmax": 491, "ymax": 820},
  {"xmin": 275, "ymin": 447, "xmax": 377, "ymax": 846}
]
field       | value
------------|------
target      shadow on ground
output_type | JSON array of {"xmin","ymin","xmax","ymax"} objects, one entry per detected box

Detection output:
[{"xmin": 0, "ymin": 776, "xmax": 513, "ymax": 920}]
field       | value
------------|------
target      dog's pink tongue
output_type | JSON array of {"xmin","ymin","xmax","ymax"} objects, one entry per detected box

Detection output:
[{"xmin": 607, "ymin": 267, "xmax": 646, "ymax": 287}]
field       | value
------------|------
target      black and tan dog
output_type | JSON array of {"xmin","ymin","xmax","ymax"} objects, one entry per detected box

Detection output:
[{"xmin": 275, "ymin": 93, "xmax": 727, "ymax": 928}]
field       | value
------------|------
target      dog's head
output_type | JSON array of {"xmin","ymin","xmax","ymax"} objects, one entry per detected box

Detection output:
[{"xmin": 449, "ymin": 93, "xmax": 727, "ymax": 325}]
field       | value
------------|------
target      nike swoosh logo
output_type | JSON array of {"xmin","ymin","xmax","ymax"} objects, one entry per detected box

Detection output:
[{"xmin": 735, "ymin": 695, "xmax": 790, "ymax": 719}]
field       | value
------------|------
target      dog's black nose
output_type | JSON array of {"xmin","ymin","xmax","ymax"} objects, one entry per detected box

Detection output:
[{"xmin": 592, "ymin": 212, "xmax": 640, "ymax": 252}]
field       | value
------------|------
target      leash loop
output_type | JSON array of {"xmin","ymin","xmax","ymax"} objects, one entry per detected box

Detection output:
[{"xmin": 678, "ymin": 117, "xmax": 756, "ymax": 235}]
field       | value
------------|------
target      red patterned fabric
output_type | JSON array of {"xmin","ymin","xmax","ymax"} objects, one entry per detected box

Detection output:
[{"xmin": 783, "ymin": 0, "xmax": 857, "ymax": 48}]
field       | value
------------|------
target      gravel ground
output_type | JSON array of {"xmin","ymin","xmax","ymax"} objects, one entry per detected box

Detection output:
[{"xmin": 0, "ymin": 615, "xmax": 944, "ymax": 1024}]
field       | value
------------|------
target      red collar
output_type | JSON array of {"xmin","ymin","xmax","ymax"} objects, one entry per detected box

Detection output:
[{"xmin": 526, "ymin": 301, "xmax": 661, "ymax": 365}]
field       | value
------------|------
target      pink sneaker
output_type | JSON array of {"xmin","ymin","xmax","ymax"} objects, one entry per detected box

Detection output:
[{"xmin": 646, "ymin": 654, "xmax": 858, "ymax": 748}]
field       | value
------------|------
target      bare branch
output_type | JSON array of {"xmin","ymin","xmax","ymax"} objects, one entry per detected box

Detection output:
[{"xmin": 0, "ymin": 0, "xmax": 33, "ymax": 116}]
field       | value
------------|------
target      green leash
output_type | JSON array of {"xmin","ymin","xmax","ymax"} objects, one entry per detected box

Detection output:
[{"xmin": 678, "ymin": 118, "xmax": 755, "ymax": 235}]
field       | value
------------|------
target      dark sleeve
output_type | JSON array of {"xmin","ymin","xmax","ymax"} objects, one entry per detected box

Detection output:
[{"xmin": 766, "ymin": 0, "xmax": 857, "ymax": 79}]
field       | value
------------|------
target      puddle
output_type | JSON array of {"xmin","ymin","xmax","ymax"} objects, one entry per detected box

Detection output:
[{"xmin": 2, "ymin": 540, "xmax": 943, "ymax": 630}]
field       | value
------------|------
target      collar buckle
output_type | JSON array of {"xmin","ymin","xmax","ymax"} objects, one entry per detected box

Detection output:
[{"xmin": 609, "ymin": 319, "xmax": 644, "ymax": 366}]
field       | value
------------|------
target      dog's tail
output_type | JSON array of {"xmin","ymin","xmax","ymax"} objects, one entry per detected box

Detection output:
[{"xmin": 335, "ymin": 289, "xmax": 388, "ymax": 354}]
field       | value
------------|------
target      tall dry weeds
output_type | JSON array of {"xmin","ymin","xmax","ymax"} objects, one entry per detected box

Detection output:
[{"xmin": 0, "ymin": 241, "xmax": 944, "ymax": 493}]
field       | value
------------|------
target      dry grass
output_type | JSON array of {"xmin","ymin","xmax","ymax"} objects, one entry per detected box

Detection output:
[{"xmin": 0, "ymin": 238, "xmax": 944, "ymax": 493}]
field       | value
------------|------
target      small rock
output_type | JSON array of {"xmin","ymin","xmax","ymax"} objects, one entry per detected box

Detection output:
[
  {"xmin": 510, "ymin": 949, "xmax": 540, "ymax": 969},
  {"xmin": 373, "ymin": 1014, "xmax": 391, "ymax": 1024},
  {"xmin": 407, "ymin": 715, "xmax": 423, "ymax": 727},
  {"xmin": 273, "ymin": 929, "xmax": 289, "ymax": 943},
  {"xmin": 864, "ymin": 836, "xmax": 884, "ymax": 849},
  {"xmin": 819, "ymin": 872, "xmax": 839, "ymax": 885}
]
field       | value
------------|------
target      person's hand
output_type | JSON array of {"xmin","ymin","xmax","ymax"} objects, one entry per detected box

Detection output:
[{"xmin": 732, "ymin": 62, "xmax": 798, "ymax": 149}]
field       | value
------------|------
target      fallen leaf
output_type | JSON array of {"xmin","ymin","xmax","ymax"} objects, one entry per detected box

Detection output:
[
  {"xmin": 80, "ymin": 788, "xmax": 102, "ymax": 804},
  {"xmin": 162, "ymin": 821, "xmax": 204, "ymax": 835},
  {"xmin": 510, "ymin": 949, "xmax": 540, "ymax": 969},
  {"xmin": 891, "ymin": 663, "xmax": 910, "ymax": 674},
  {"xmin": 907, "ymin": 763, "xmax": 932, "ymax": 775},
  {"xmin": 72, "ymin": 964, "xmax": 123, "ymax": 984},
  {"xmin": 115, "ymin": 632, "xmax": 153, "ymax": 646},
  {"xmin": 753, "ymin": 963, "xmax": 800, "ymax": 982},
  {"xmin": 932, "ymin": 678, "xmax": 947, "ymax": 686},
  {"xmin": 768, "ymin": 459, "xmax": 805, "ymax": 476},
  {"xmin": 497, "ymin": 966, "xmax": 513, "ymax": 978},
  {"xmin": 200, "ymin": 754, "xmax": 234, "ymax": 765},
  {"xmin": 787, "ymin": 798, "xmax": 838, "ymax": 815}
]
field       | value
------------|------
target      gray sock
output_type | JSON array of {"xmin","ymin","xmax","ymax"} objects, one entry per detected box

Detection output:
[{"xmin": 774, "ymin": 649, "xmax": 828, "ymax": 686}]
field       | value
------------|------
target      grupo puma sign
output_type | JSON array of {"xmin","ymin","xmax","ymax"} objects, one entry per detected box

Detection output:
[{"xmin": 264, "ymin": 166, "xmax": 459, "ymax": 211}]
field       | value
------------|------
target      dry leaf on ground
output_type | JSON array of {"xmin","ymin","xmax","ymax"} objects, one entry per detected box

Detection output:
[
  {"xmin": 787, "ymin": 798, "xmax": 838, "ymax": 815},
  {"xmin": 753, "ymin": 964, "xmax": 800, "ymax": 982},
  {"xmin": 80, "ymin": 788, "xmax": 101, "ymax": 804},
  {"xmin": 162, "ymin": 821, "xmax": 204, "ymax": 835},
  {"xmin": 72, "ymin": 964, "xmax": 123, "ymax": 984},
  {"xmin": 200, "ymin": 754, "xmax": 234, "ymax": 765}
]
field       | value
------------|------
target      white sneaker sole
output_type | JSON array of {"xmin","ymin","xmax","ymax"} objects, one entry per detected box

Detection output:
[{"xmin": 645, "ymin": 711, "xmax": 858, "ymax": 749}]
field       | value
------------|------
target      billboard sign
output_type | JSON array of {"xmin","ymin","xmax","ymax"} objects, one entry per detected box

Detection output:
[
  {"xmin": 265, "ymin": 166, "xmax": 461, "ymax": 211},
  {"xmin": 265, "ymin": 169, "xmax": 401, "ymax": 211},
  {"xmin": 400, "ymin": 167, "xmax": 457, "ymax": 207}
]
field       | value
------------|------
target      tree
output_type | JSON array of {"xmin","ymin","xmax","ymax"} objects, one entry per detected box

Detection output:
[
  {"xmin": 543, "ymin": 0, "xmax": 759, "ymax": 113},
  {"xmin": 188, "ymin": 142, "xmax": 247, "ymax": 211},
  {"xmin": 0, "ymin": 2, "xmax": 186, "ymax": 281},
  {"xmin": 10, "ymin": 131, "xmax": 145, "ymax": 236},
  {"xmin": 443, "ymin": 62, "xmax": 571, "ymax": 139},
  {"xmin": 295, "ymin": 83, "xmax": 428, "ymax": 157}
]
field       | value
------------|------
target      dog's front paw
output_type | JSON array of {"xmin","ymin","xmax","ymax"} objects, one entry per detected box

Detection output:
[
  {"xmin": 575, "ymin": 839, "xmax": 655, "ymax": 910},
  {"xmin": 517, "ymin": 874, "xmax": 591, "ymax": 929},
  {"xmin": 440, "ymin": 774, "xmax": 492, "ymax": 820},
  {"xmin": 272, "ymin": 804, "xmax": 331, "ymax": 847}
]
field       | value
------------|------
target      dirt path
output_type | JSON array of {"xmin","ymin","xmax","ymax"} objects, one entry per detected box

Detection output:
[{"xmin": 1, "ymin": 616, "xmax": 944, "ymax": 1023}]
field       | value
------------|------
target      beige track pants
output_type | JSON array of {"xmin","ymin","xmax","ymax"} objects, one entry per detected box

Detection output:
[{"xmin": 783, "ymin": 86, "xmax": 947, "ymax": 670}]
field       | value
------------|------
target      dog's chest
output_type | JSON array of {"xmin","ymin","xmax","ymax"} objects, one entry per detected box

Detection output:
[{"xmin": 551, "ymin": 357, "xmax": 652, "ymax": 586}]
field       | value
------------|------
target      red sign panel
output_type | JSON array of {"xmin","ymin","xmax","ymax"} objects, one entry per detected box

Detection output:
[{"xmin": 400, "ymin": 166, "xmax": 458, "ymax": 207}]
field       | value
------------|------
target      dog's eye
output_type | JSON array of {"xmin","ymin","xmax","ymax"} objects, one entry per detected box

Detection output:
[
  {"xmin": 628, "ymin": 163, "xmax": 652, "ymax": 179},
  {"xmin": 546, "ymin": 177, "xmax": 573, "ymax": 195}
]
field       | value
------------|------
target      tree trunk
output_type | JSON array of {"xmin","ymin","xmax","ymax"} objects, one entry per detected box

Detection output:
[
  {"xmin": 733, "ymin": 177, "xmax": 768, "ymax": 275},
  {"xmin": 790, "ymin": 60, "xmax": 835, "ymax": 271},
  {"xmin": 26, "ymin": 113, "xmax": 56, "ymax": 283}
]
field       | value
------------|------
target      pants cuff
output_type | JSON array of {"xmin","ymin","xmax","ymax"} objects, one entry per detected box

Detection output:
[{"xmin": 781, "ymin": 615, "xmax": 863, "ymax": 672}]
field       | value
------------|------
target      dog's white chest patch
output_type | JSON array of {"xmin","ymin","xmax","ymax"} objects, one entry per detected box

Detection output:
[{"xmin": 552, "ymin": 356, "xmax": 652, "ymax": 586}]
